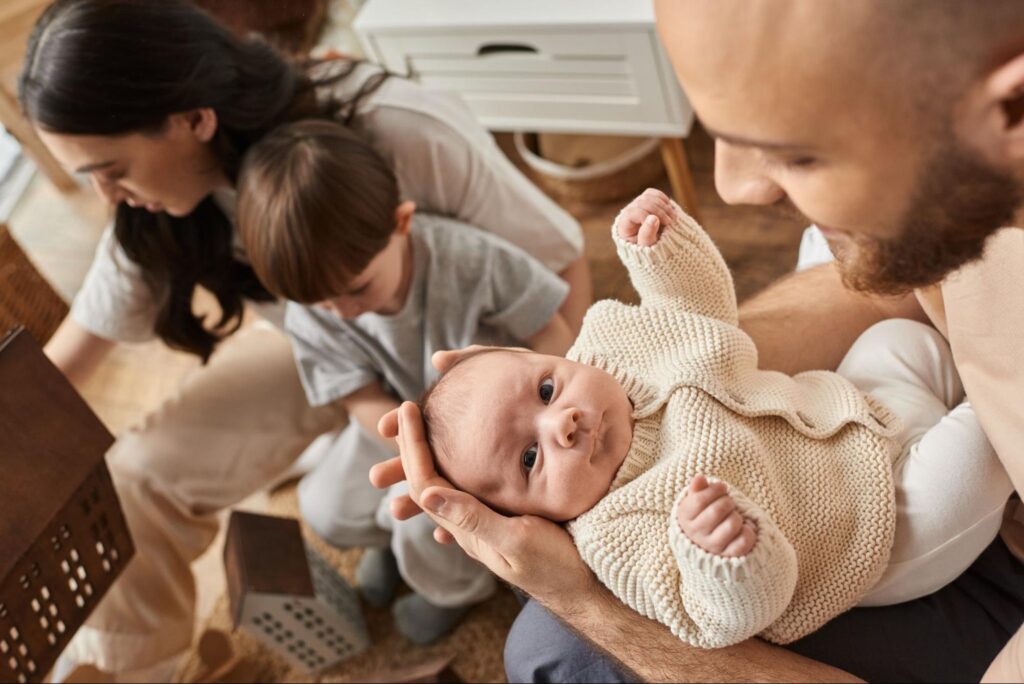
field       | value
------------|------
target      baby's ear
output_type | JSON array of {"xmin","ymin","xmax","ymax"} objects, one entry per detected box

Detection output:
[{"xmin": 431, "ymin": 344, "xmax": 526, "ymax": 372}]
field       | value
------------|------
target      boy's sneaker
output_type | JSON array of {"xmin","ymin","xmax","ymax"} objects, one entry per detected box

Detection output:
[
  {"xmin": 393, "ymin": 594, "xmax": 470, "ymax": 646},
  {"xmin": 356, "ymin": 546, "xmax": 401, "ymax": 609}
]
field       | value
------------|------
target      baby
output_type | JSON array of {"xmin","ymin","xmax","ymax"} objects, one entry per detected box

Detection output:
[{"xmin": 421, "ymin": 189, "xmax": 1013, "ymax": 648}]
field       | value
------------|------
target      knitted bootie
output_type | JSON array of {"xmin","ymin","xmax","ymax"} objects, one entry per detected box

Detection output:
[
  {"xmin": 393, "ymin": 593, "xmax": 470, "ymax": 645},
  {"xmin": 356, "ymin": 546, "xmax": 400, "ymax": 609}
]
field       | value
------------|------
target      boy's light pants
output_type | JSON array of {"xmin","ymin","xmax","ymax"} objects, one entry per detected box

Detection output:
[
  {"xmin": 298, "ymin": 421, "xmax": 496, "ymax": 607},
  {"xmin": 66, "ymin": 324, "xmax": 489, "ymax": 673}
]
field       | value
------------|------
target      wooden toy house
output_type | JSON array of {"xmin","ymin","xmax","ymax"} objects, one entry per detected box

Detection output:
[
  {"xmin": 0, "ymin": 328, "xmax": 134, "ymax": 683},
  {"xmin": 224, "ymin": 511, "xmax": 369, "ymax": 674}
]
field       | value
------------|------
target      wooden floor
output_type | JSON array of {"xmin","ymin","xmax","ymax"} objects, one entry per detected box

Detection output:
[{"xmin": 8, "ymin": 123, "xmax": 809, "ymax": 681}]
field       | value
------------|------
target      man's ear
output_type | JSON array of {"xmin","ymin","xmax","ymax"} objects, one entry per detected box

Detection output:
[
  {"xmin": 960, "ymin": 51, "xmax": 1024, "ymax": 164},
  {"xmin": 393, "ymin": 200, "xmax": 417, "ymax": 237},
  {"xmin": 168, "ymin": 108, "xmax": 219, "ymax": 143}
]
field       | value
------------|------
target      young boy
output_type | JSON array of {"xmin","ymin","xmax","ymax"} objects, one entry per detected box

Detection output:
[
  {"xmin": 419, "ymin": 189, "xmax": 1013, "ymax": 648},
  {"xmin": 236, "ymin": 119, "xmax": 573, "ymax": 643}
]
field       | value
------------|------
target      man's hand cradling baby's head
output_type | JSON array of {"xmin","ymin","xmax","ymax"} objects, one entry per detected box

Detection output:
[{"xmin": 419, "ymin": 347, "xmax": 635, "ymax": 522}]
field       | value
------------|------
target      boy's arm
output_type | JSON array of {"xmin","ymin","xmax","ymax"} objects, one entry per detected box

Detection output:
[
  {"xmin": 614, "ymin": 189, "xmax": 738, "ymax": 323},
  {"xmin": 525, "ymin": 311, "xmax": 575, "ymax": 357},
  {"xmin": 343, "ymin": 381, "xmax": 401, "ymax": 454}
]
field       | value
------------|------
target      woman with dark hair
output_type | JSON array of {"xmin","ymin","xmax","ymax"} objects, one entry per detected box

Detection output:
[{"xmin": 20, "ymin": 0, "xmax": 589, "ymax": 676}]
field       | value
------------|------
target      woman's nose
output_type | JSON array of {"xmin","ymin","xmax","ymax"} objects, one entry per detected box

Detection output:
[
  {"xmin": 714, "ymin": 140, "xmax": 786, "ymax": 206},
  {"xmin": 544, "ymin": 407, "xmax": 581, "ymax": 449},
  {"xmin": 90, "ymin": 175, "xmax": 129, "ymax": 206}
]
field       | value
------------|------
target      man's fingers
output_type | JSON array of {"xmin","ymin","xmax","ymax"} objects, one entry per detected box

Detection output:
[
  {"xmin": 389, "ymin": 494, "xmax": 423, "ymax": 520},
  {"xmin": 377, "ymin": 408, "xmax": 400, "ymax": 439},
  {"xmin": 419, "ymin": 485, "xmax": 514, "ymax": 574},
  {"xmin": 396, "ymin": 402, "xmax": 452, "ymax": 501},
  {"xmin": 368, "ymin": 457, "xmax": 404, "ymax": 489},
  {"xmin": 433, "ymin": 526, "xmax": 456, "ymax": 545}
]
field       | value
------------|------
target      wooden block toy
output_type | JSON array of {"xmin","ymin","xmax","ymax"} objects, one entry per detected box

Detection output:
[
  {"xmin": 224, "ymin": 511, "xmax": 369, "ymax": 674},
  {"xmin": 0, "ymin": 328, "xmax": 134, "ymax": 683}
]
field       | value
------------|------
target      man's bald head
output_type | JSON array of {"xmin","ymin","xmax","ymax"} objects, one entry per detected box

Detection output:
[{"xmin": 657, "ymin": 0, "xmax": 1024, "ymax": 295}]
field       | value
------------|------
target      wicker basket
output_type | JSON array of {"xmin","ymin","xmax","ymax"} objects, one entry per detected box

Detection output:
[
  {"xmin": 512, "ymin": 133, "xmax": 666, "ymax": 206},
  {"xmin": 0, "ymin": 329, "xmax": 134, "ymax": 683},
  {"xmin": 0, "ymin": 225, "xmax": 67, "ymax": 345}
]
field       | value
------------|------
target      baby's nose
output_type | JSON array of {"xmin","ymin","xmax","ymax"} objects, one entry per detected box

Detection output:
[{"xmin": 553, "ymin": 407, "xmax": 581, "ymax": 448}]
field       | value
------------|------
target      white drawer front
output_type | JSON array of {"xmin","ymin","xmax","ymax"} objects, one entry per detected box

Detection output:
[{"xmin": 364, "ymin": 29, "xmax": 688, "ymax": 135}]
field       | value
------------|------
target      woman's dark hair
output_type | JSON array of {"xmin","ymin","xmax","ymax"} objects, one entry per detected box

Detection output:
[
  {"xmin": 238, "ymin": 120, "xmax": 399, "ymax": 303},
  {"xmin": 18, "ymin": 0, "xmax": 389, "ymax": 361}
]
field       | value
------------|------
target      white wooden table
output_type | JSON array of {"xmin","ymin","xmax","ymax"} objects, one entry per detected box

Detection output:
[{"xmin": 354, "ymin": 0, "xmax": 700, "ymax": 219}]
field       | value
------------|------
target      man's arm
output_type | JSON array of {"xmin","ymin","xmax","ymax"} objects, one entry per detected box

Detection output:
[
  {"xmin": 373, "ymin": 403, "xmax": 862, "ymax": 684},
  {"xmin": 552, "ymin": 583, "xmax": 859, "ymax": 683},
  {"xmin": 739, "ymin": 263, "xmax": 928, "ymax": 374}
]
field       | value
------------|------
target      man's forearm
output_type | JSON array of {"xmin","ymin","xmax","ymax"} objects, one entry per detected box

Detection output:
[
  {"xmin": 545, "ymin": 579, "xmax": 861, "ymax": 683},
  {"xmin": 739, "ymin": 263, "xmax": 927, "ymax": 374}
]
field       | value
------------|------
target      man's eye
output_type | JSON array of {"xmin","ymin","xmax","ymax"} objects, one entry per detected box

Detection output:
[
  {"xmin": 783, "ymin": 156, "xmax": 817, "ymax": 169},
  {"xmin": 539, "ymin": 378, "xmax": 554, "ymax": 404},
  {"xmin": 522, "ymin": 445, "xmax": 538, "ymax": 471}
]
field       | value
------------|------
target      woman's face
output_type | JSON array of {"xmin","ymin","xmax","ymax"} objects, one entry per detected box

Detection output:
[{"xmin": 36, "ymin": 111, "xmax": 229, "ymax": 217}]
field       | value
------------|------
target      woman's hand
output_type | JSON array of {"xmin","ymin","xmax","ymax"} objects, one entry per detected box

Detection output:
[
  {"xmin": 677, "ymin": 475, "xmax": 758, "ymax": 557},
  {"xmin": 371, "ymin": 401, "xmax": 596, "ymax": 605},
  {"xmin": 614, "ymin": 188, "xmax": 678, "ymax": 247}
]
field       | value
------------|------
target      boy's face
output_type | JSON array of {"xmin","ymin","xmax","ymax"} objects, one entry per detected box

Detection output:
[
  {"xmin": 440, "ymin": 351, "xmax": 634, "ymax": 522},
  {"xmin": 317, "ymin": 201, "xmax": 416, "ymax": 319}
]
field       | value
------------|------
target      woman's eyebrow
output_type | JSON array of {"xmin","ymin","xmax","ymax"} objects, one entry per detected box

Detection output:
[{"xmin": 75, "ymin": 160, "xmax": 117, "ymax": 173}]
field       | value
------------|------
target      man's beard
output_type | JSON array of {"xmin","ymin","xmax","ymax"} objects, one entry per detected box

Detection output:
[{"xmin": 831, "ymin": 142, "xmax": 1022, "ymax": 296}]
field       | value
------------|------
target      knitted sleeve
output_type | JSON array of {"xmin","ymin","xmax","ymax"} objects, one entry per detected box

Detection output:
[
  {"xmin": 668, "ymin": 482, "xmax": 799, "ymax": 648},
  {"xmin": 613, "ymin": 202, "xmax": 739, "ymax": 325}
]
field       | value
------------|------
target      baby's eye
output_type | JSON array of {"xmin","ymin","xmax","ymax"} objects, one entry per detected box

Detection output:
[
  {"xmin": 539, "ymin": 378, "xmax": 554, "ymax": 404},
  {"xmin": 522, "ymin": 445, "xmax": 538, "ymax": 472}
]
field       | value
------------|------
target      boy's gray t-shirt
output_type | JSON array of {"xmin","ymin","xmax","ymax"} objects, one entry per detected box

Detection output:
[{"xmin": 285, "ymin": 213, "xmax": 570, "ymax": 406}]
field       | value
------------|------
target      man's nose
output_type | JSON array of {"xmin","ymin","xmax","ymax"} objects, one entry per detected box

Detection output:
[
  {"xmin": 714, "ymin": 141, "xmax": 786, "ymax": 206},
  {"xmin": 543, "ymin": 407, "xmax": 581, "ymax": 449}
]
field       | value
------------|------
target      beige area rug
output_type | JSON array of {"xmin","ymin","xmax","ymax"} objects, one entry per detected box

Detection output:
[{"xmin": 176, "ymin": 485, "xmax": 520, "ymax": 683}]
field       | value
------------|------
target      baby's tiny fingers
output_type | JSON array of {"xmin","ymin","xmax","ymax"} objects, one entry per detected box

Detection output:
[
  {"xmin": 721, "ymin": 523, "xmax": 757, "ymax": 558},
  {"xmin": 637, "ymin": 215, "xmax": 661, "ymax": 247},
  {"xmin": 690, "ymin": 492, "xmax": 737, "ymax": 534}
]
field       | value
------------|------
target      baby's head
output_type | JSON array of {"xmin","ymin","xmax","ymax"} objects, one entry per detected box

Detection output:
[
  {"xmin": 238, "ymin": 119, "xmax": 416, "ymax": 318},
  {"xmin": 422, "ymin": 348, "xmax": 634, "ymax": 522}
]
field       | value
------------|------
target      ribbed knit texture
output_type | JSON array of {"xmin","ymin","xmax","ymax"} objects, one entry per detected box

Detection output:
[{"xmin": 566, "ymin": 206, "xmax": 902, "ymax": 648}]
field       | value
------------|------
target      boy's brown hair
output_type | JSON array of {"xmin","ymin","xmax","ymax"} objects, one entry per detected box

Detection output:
[{"xmin": 237, "ymin": 119, "xmax": 400, "ymax": 303}]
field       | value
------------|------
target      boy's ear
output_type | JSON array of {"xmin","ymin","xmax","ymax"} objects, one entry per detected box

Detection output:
[{"xmin": 394, "ymin": 200, "xmax": 417, "ymax": 236}]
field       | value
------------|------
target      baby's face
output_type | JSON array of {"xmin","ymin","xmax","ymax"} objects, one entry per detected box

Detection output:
[{"xmin": 436, "ymin": 350, "xmax": 634, "ymax": 521}]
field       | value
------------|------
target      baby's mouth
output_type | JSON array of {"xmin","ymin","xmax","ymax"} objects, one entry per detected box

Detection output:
[{"xmin": 586, "ymin": 413, "xmax": 605, "ymax": 465}]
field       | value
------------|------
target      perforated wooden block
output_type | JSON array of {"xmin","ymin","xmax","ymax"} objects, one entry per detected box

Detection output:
[
  {"xmin": 0, "ymin": 328, "xmax": 134, "ymax": 683},
  {"xmin": 224, "ymin": 511, "xmax": 369, "ymax": 674}
]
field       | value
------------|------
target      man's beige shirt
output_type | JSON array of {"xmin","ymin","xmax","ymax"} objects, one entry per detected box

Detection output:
[
  {"xmin": 916, "ymin": 227, "xmax": 1024, "ymax": 682},
  {"xmin": 916, "ymin": 228, "xmax": 1023, "ymax": 494}
]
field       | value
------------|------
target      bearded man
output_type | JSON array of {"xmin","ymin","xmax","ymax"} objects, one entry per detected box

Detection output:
[{"xmin": 372, "ymin": 2, "xmax": 1024, "ymax": 681}]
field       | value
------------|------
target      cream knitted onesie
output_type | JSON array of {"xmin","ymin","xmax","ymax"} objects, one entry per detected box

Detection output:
[{"xmin": 566, "ymin": 207, "xmax": 903, "ymax": 649}]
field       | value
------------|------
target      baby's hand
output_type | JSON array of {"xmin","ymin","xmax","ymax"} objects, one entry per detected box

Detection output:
[
  {"xmin": 677, "ymin": 476, "xmax": 757, "ymax": 558},
  {"xmin": 614, "ymin": 188, "xmax": 678, "ymax": 247}
]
